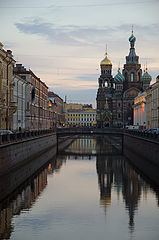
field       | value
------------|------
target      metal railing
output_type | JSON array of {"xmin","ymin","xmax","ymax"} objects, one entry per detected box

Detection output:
[
  {"xmin": 0, "ymin": 128, "xmax": 56, "ymax": 145},
  {"xmin": 125, "ymin": 129, "xmax": 159, "ymax": 142}
]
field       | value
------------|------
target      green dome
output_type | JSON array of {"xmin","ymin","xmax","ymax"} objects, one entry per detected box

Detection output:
[
  {"xmin": 114, "ymin": 68, "xmax": 125, "ymax": 83},
  {"xmin": 142, "ymin": 69, "xmax": 152, "ymax": 83}
]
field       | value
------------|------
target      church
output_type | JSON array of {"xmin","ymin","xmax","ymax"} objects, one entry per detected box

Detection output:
[{"xmin": 96, "ymin": 30, "xmax": 152, "ymax": 128}]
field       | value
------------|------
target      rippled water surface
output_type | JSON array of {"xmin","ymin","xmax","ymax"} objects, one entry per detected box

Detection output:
[{"xmin": 0, "ymin": 136, "xmax": 159, "ymax": 240}]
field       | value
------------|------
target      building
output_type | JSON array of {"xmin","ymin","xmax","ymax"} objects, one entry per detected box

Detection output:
[
  {"xmin": 0, "ymin": 43, "xmax": 16, "ymax": 130},
  {"xmin": 48, "ymin": 98, "xmax": 56, "ymax": 128},
  {"xmin": 66, "ymin": 107, "xmax": 96, "ymax": 127},
  {"xmin": 14, "ymin": 64, "xmax": 49, "ymax": 131},
  {"xmin": 48, "ymin": 92, "xmax": 65, "ymax": 127},
  {"xmin": 96, "ymin": 30, "xmax": 151, "ymax": 128},
  {"xmin": 133, "ymin": 91, "xmax": 147, "ymax": 128},
  {"xmin": 146, "ymin": 76, "xmax": 159, "ymax": 129},
  {"xmin": 66, "ymin": 103, "xmax": 83, "ymax": 111},
  {"xmin": 12, "ymin": 74, "xmax": 27, "ymax": 131}
]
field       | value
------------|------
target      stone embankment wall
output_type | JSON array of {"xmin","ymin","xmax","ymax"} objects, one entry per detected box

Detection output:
[
  {"xmin": 0, "ymin": 133, "xmax": 75, "ymax": 176},
  {"xmin": 123, "ymin": 133, "xmax": 159, "ymax": 185},
  {"xmin": 0, "ymin": 133, "xmax": 57, "ymax": 176},
  {"xmin": 0, "ymin": 133, "xmax": 74, "ymax": 201}
]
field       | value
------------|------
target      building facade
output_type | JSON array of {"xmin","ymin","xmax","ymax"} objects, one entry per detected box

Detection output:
[
  {"xmin": 14, "ymin": 64, "xmax": 49, "ymax": 131},
  {"xmin": 0, "ymin": 43, "xmax": 16, "ymax": 130},
  {"xmin": 48, "ymin": 92, "xmax": 65, "ymax": 127},
  {"xmin": 146, "ymin": 76, "xmax": 159, "ymax": 129},
  {"xmin": 12, "ymin": 74, "xmax": 27, "ymax": 131},
  {"xmin": 66, "ymin": 108, "xmax": 96, "ymax": 127},
  {"xmin": 133, "ymin": 91, "xmax": 147, "ymax": 128},
  {"xmin": 96, "ymin": 31, "xmax": 151, "ymax": 128}
]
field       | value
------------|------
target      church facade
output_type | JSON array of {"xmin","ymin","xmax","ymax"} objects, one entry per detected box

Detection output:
[{"xmin": 96, "ymin": 31, "xmax": 152, "ymax": 128}]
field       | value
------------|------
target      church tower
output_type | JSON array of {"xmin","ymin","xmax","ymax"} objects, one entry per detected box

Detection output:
[
  {"xmin": 123, "ymin": 29, "xmax": 142, "ymax": 91},
  {"xmin": 96, "ymin": 49, "xmax": 114, "ymax": 128}
]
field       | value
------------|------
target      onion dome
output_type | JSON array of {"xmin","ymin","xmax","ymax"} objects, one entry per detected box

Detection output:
[
  {"xmin": 129, "ymin": 30, "xmax": 136, "ymax": 43},
  {"xmin": 114, "ymin": 68, "xmax": 125, "ymax": 83},
  {"xmin": 100, "ymin": 52, "xmax": 112, "ymax": 67},
  {"xmin": 142, "ymin": 67, "xmax": 152, "ymax": 83}
]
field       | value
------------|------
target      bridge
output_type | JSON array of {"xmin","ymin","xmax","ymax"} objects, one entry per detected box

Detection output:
[{"xmin": 56, "ymin": 127, "xmax": 124, "ymax": 137}]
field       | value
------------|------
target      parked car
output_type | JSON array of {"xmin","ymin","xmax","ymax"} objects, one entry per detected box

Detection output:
[{"xmin": 0, "ymin": 130, "xmax": 13, "ymax": 135}]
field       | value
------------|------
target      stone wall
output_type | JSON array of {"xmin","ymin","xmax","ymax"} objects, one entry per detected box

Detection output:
[
  {"xmin": 0, "ymin": 133, "xmax": 57, "ymax": 176},
  {"xmin": 0, "ymin": 133, "xmax": 74, "ymax": 201},
  {"xmin": 123, "ymin": 133, "xmax": 159, "ymax": 185}
]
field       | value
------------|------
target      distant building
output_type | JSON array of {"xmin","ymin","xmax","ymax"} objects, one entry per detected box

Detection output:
[
  {"xmin": 12, "ymin": 74, "xmax": 27, "ymax": 131},
  {"xmin": 14, "ymin": 64, "xmax": 49, "ymax": 130},
  {"xmin": 146, "ymin": 76, "xmax": 159, "ymax": 129},
  {"xmin": 96, "ymin": 30, "xmax": 151, "ymax": 128},
  {"xmin": 66, "ymin": 103, "xmax": 83, "ymax": 111},
  {"xmin": 133, "ymin": 91, "xmax": 147, "ymax": 128},
  {"xmin": 0, "ymin": 43, "xmax": 16, "ymax": 130},
  {"xmin": 48, "ymin": 98, "xmax": 56, "ymax": 128},
  {"xmin": 48, "ymin": 92, "xmax": 65, "ymax": 127},
  {"xmin": 66, "ymin": 108, "xmax": 96, "ymax": 127}
]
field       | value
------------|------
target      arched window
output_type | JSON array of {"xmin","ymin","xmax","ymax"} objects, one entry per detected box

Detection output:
[{"xmin": 131, "ymin": 73, "xmax": 134, "ymax": 82}]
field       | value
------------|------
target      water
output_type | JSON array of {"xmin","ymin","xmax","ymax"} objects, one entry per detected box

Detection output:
[{"xmin": 0, "ymin": 136, "xmax": 159, "ymax": 240}]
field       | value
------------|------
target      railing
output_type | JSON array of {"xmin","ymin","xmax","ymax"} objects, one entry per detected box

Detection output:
[
  {"xmin": 0, "ymin": 128, "xmax": 56, "ymax": 145},
  {"xmin": 125, "ymin": 129, "xmax": 159, "ymax": 142},
  {"xmin": 57, "ymin": 127, "xmax": 124, "ymax": 136}
]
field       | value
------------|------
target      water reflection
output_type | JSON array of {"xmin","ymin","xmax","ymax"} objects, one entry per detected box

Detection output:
[
  {"xmin": 0, "ymin": 155, "xmax": 66, "ymax": 239},
  {"xmin": 0, "ymin": 169, "xmax": 47, "ymax": 239},
  {"xmin": 62, "ymin": 136, "xmax": 159, "ymax": 233},
  {"xmin": 0, "ymin": 136, "xmax": 159, "ymax": 240},
  {"xmin": 63, "ymin": 135, "xmax": 123, "ymax": 156},
  {"xmin": 96, "ymin": 155, "xmax": 142, "ymax": 231}
]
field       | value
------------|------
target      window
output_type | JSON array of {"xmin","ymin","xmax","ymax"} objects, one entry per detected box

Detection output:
[
  {"xmin": 118, "ymin": 103, "xmax": 121, "ymax": 107},
  {"xmin": 118, "ymin": 113, "xmax": 121, "ymax": 118},
  {"xmin": 131, "ymin": 73, "xmax": 134, "ymax": 82}
]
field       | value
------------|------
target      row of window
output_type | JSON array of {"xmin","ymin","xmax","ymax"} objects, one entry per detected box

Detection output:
[
  {"xmin": 68, "ymin": 118, "xmax": 95, "ymax": 122},
  {"xmin": 68, "ymin": 113, "xmax": 96, "ymax": 117}
]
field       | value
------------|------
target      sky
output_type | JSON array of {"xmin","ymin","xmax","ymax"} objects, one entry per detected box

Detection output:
[{"xmin": 0, "ymin": 0, "xmax": 159, "ymax": 107}]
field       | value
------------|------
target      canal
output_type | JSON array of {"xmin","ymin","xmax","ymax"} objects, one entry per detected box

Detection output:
[{"xmin": 0, "ymin": 135, "xmax": 159, "ymax": 240}]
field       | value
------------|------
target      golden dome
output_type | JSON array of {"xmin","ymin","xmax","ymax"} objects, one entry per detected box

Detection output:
[{"xmin": 100, "ymin": 52, "xmax": 112, "ymax": 66}]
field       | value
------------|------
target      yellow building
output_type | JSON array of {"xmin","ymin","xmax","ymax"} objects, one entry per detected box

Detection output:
[
  {"xmin": 0, "ymin": 43, "xmax": 16, "ymax": 130},
  {"xmin": 146, "ymin": 76, "xmax": 159, "ymax": 129},
  {"xmin": 66, "ymin": 108, "xmax": 96, "ymax": 127}
]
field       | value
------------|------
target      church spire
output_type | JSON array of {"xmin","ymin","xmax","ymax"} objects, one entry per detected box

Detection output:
[{"xmin": 126, "ymin": 28, "xmax": 139, "ymax": 64}]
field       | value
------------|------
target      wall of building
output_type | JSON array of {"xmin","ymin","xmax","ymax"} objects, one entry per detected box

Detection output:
[
  {"xmin": 67, "ymin": 109, "xmax": 96, "ymax": 127},
  {"xmin": 48, "ymin": 92, "xmax": 65, "ymax": 126},
  {"xmin": 133, "ymin": 92, "xmax": 146, "ymax": 128},
  {"xmin": 146, "ymin": 77, "xmax": 159, "ymax": 129},
  {"xmin": 14, "ymin": 65, "xmax": 49, "ymax": 131},
  {"xmin": 12, "ymin": 75, "xmax": 27, "ymax": 131},
  {"xmin": 0, "ymin": 43, "xmax": 16, "ymax": 130}
]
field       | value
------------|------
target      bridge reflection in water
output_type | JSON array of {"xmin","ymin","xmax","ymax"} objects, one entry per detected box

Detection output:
[
  {"xmin": 61, "ymin": 135, "xmax": 123, "ymax": 157},
  {"xmin": 0, "ymin": 136, "xmax": 159, "ymax": 240}
]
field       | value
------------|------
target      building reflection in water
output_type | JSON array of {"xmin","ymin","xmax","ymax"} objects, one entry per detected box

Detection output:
[
  {"xmin": 0, "ymin": 155, "xmax": 65, "ymax": 239},
  {"xmin": 1, "ymin": 136, "xmax": 159, "ymax": 239},
  {"xmin": 65, "ymin": 136, "xmax": 159, "ymax": 232},
  {"xmin": 64, "ymin": 135, "xmax": 122, "ymax": 156}
]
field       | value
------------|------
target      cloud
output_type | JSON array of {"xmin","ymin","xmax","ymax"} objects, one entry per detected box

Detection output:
[{"xmin": 15, "ymin": 18, "xmax": 159, "ymax": 47}]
